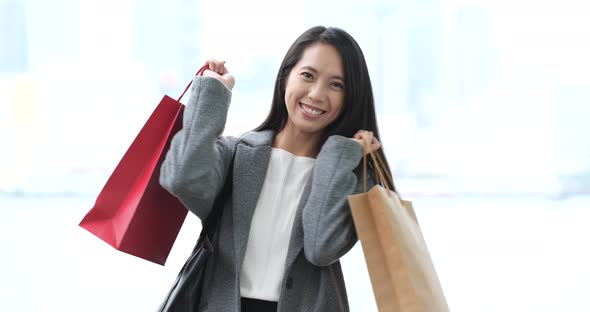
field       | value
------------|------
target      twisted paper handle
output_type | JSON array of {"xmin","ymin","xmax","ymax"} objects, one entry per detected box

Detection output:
[{"xmin": 177, "ymin": 65, "xmax": 210, "ymax": 101}]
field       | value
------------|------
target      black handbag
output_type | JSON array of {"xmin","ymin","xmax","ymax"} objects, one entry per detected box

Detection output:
[{"xmin": 158, "ymin": 159, "xmax": 233, "ymax": 312}]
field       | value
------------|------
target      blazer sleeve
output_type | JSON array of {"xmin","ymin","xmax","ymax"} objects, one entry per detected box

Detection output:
[
  {"xmin": 159, "ymin": 76, "xmax": 238, "ymax": 221},
  {"xmin": 302, "ymin": 135, "xmax": 377, "ymax": 266}
]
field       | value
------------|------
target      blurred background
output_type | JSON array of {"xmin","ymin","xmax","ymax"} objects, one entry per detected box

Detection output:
[{"xmin": 1, "ymin": 0, "xmax": 589, "ymax": 311}]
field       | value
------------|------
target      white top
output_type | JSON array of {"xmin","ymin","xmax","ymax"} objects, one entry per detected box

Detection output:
[{"xmin": 239, "ymin": 148, "xmax": 315, "ymax": 301}]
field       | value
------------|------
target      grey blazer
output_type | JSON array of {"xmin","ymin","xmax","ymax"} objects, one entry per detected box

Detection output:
[{"xmin": 160, "ymin": 77, "xmax": 373, "ymax": 312}]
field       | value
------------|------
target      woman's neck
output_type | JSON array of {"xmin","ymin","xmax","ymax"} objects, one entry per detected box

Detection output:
[{"xmin": 272, "ymin": 126, "xmax": 321, "ymax": 158}]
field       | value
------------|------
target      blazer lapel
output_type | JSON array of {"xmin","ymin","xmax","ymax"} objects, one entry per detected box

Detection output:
[{"xmin": 232, "ymin": 130, "xmax": 274, "ymax": 269}]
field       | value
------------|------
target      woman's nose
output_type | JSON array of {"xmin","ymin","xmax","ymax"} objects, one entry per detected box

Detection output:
[{"xmin": 308, "ymin": 83, "xmax": 327, "ymax": 102}]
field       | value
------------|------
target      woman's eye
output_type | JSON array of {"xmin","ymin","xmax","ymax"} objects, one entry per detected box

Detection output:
[
  {"xmin": 332, "ymin": 82, "xmax": 345, "ymax": 90},
  {"xmin": 301, "ymin": 72, "xmax": 313, "ymax": 79}
]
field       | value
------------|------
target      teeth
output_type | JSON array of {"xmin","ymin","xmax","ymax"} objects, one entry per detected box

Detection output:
[{"xmin": 301, "ymin": 104, "xmax": 324, "ymax": 115}]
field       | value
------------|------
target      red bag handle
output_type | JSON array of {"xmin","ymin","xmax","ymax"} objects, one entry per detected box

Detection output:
[{"xmin": 178, "ymin": 65, "xmax": 210, "ymax": 101}]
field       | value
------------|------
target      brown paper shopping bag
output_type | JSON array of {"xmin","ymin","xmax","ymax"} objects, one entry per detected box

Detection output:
[{"xmin": 348, "ymin": 150, "xmax": 449, "ymax": 312}]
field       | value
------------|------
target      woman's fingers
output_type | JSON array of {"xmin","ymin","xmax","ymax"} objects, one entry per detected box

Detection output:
[
  {"xmin": 360, "ymin": 131, "xmax": 373, "ymax": 145},
  {"xmin": 206, "ymin": 59, "xmax": 226, "ymax": 74},
  {"xmin": 202, "ymin": 59, "xmax": 235, "ymax": 91},
  {"xmin": 352, "ymin": 130, "xmax": 381, "ymax": 155}
]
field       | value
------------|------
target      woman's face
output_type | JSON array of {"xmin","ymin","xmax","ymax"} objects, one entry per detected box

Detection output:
[{"xmin": 283, "ymin": 43, "xmax": 345, "ymax": 136}]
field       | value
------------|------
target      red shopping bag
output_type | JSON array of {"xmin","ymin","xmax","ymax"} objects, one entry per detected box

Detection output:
[{"xmin": 79, "ymin": 66, "xmax": 208, "ymax": 265}]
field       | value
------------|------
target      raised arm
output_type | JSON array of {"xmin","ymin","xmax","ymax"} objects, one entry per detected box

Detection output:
[
  {"xmin": 302, "ymin": 135, "xmax": 377, "ymax": 266},
  {"xmin": 159, "ymin": 76, "xmax": 237, "ymax": 220}
]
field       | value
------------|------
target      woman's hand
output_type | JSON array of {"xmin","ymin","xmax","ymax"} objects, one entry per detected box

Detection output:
[
  {"xmin": 352, "ymin": 130, "xmax": 381, "ymax": 155},
  {"xmin": 202, "ymin": 59, "xmax": 235, "ymax": 91}
]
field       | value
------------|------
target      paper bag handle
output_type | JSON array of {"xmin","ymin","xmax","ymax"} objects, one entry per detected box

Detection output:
[
  {"xmin": 361, "ymin": 138, "xmax": 398, "ymax": 197},
  {"xmin": 177, "ymin": 65, "xmax": 210, "ymax": 101}
]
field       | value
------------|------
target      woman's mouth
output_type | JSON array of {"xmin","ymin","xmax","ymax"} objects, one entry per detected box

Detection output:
[{"xmin": 299, "ymin": 103, "xmax": 326, "ymax": 119}]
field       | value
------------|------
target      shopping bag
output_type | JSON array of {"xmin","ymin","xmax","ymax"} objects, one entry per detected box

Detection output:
[
  {"xmin": 79, "ymin": 65, "xmax": 208, "ymax": 265},
  {"xmin": 348, "ymin": 149, "xmax": 449, "ymax": 312}
]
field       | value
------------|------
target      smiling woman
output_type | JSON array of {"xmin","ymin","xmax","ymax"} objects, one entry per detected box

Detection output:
[{"xmin": 158, "ymin": 26, "xmax": 394, "ymax": 312}]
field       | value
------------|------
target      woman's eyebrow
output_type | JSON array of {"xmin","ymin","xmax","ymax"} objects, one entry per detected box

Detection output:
[{"xmin": 301, "ymin": 65, "xmax": 318, "ymax": 73}]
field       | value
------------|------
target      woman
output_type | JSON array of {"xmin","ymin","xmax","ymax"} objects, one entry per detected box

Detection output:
[{"xmin": 160, "ymin": 25, "xmax": 395, "ymax": 312}]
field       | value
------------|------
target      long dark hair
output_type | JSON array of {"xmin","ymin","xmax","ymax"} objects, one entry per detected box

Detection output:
[{"xmin": 254, "ymin": 26, "xmax": 396, "ymax": 191}]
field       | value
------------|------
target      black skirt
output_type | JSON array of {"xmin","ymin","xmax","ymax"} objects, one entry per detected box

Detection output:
[{"xmin": 240, "ymin": 297, "xmax": 278, "ymax": 312}]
